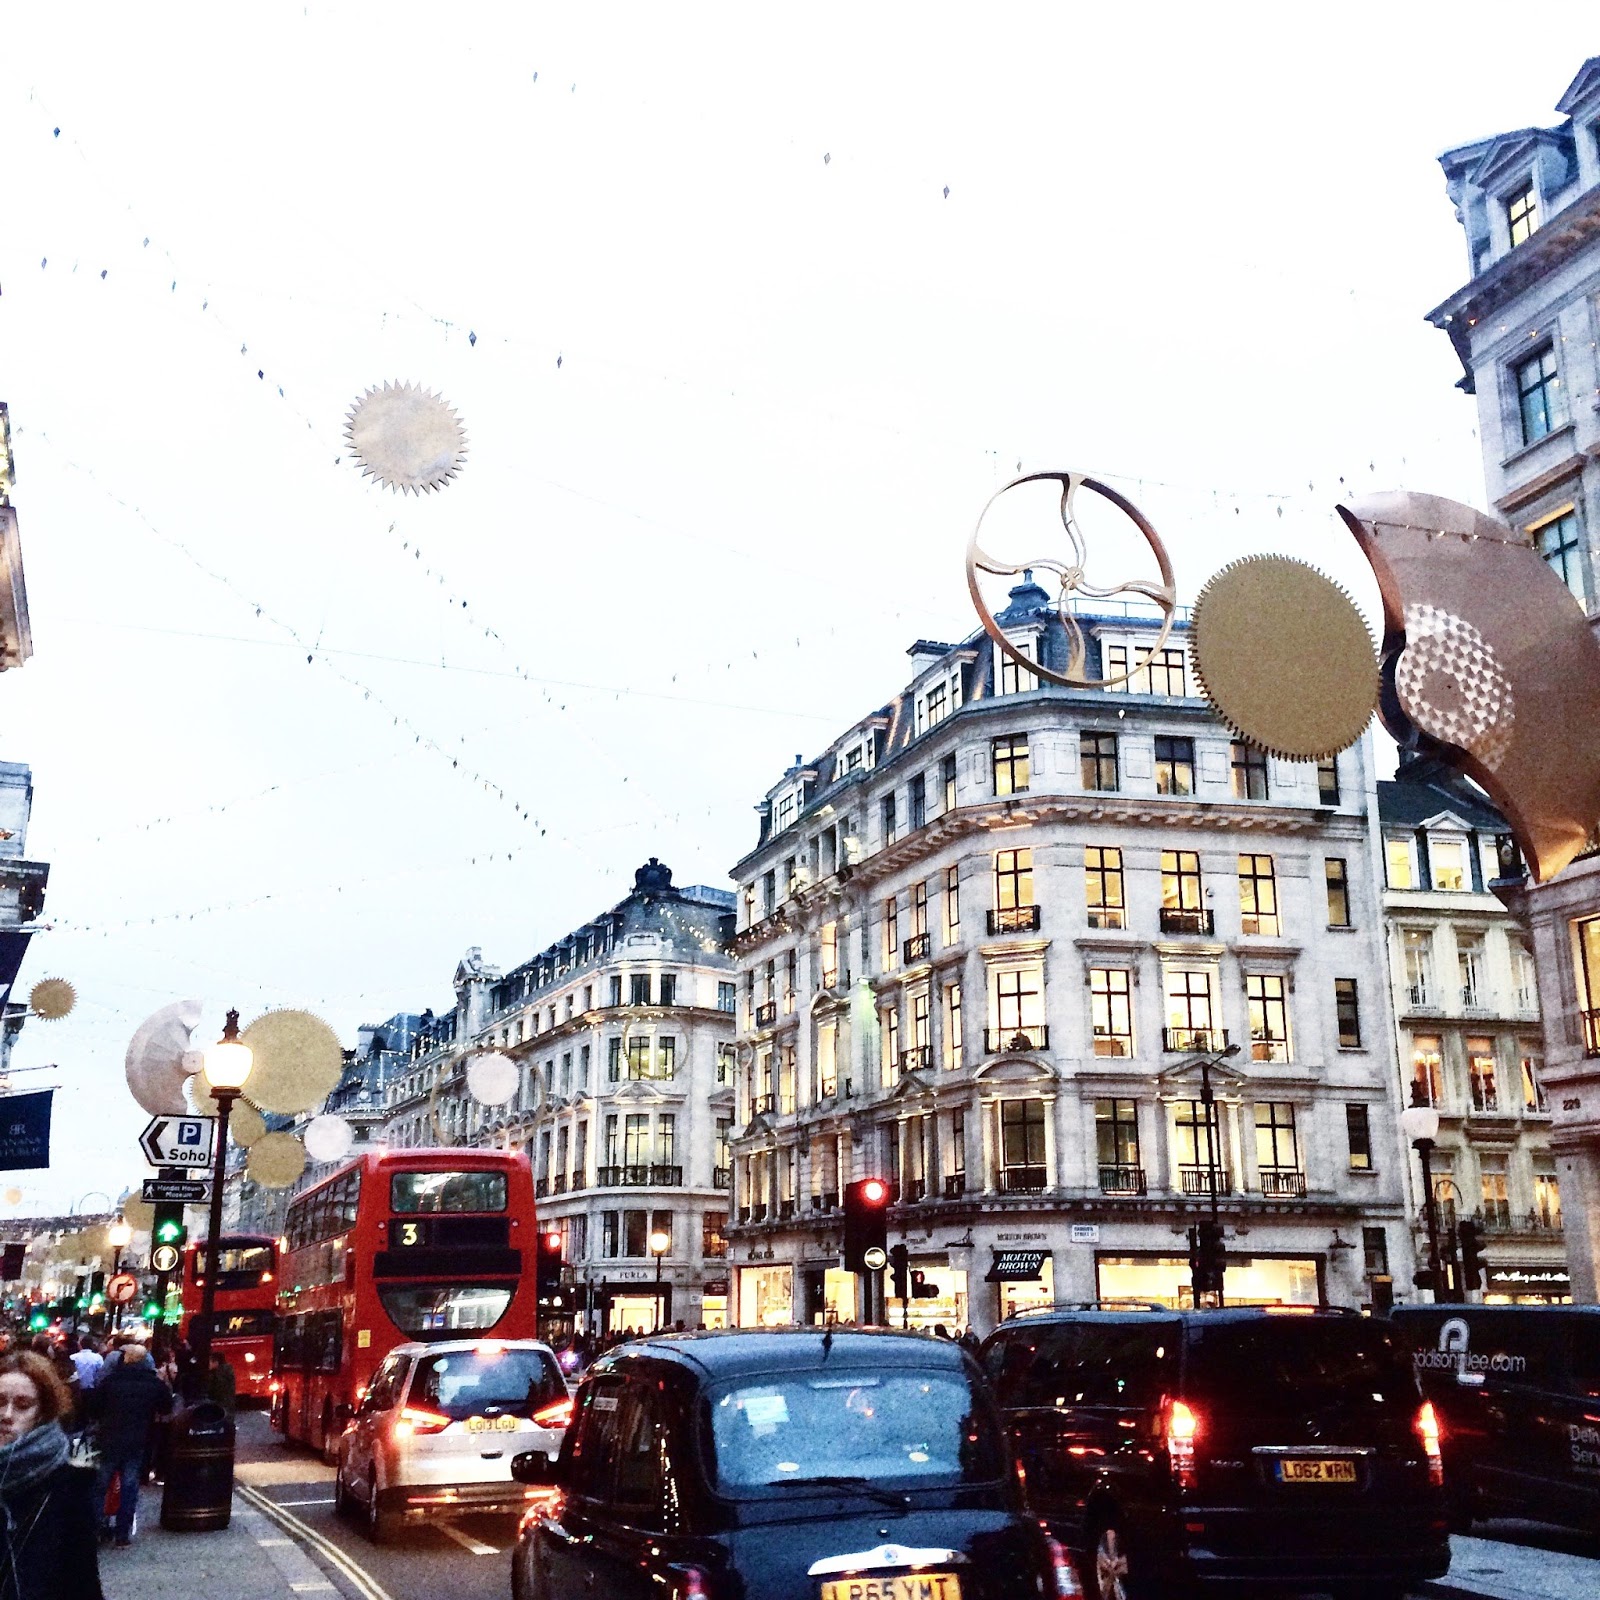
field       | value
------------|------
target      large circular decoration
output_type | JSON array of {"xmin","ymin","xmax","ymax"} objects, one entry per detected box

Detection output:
[
  {"xmin": 28, "ymin": 978, "xmax": 76, "ymax": 1020},
  {"xmin": 122, "ymin": 1195, "xmax": 155, "ymax": 1232},
  {"xmin": 303, "ymin": 1114, "xmax": 355, "ymax": 1165},
  {"xmin": 230, "ymin": 1100, "xmax": 268, "ymax": 1149},
  {"xmin": 247, "ymin": 1132, "xmax": 307, "ymax": 1189},
  {"xmin": 240, "ymin": 1010, "xmax": 344, "ymax": 1114},
  {"xmin": 966, "ymin": 472, "xmax": 1178, "ymax": 690},
  {"xmin": 3, "ymin": 1187, "xmax": 24, "ymax": 1208},
  {"xmin": 466, "ymin": 1051, "xmax": 519, "ymax": 1107},
  {"xmin": 1190, "ymin": 555, "xmax": 1379, "ymax": 761},
  {"xmin": 125, "ymin": 999, "xmax": 203, "ymax": 1117},
  {"xmin": 1394, "ymin": 603, "xmax": 1515, "ymax": 773},
  {"xmin": 346, "ymin": 381, "xmax": 467, "ymax": 495}
]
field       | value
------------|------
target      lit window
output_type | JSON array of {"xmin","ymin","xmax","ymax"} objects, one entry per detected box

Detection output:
[
  {"xmin": 1411, "ymin": 1035, "xmax": 1444, "ymax": 1106},
  {"xmin": 992, "ymin": 735, "xmax": 1030, "ymax": 796},
  {"xmin": 1154, "ymin": 736, "xmax": 1195, "ymax": 796},
  {"xmin": 1089, "ymin": 968, "xmax": 1133, "ymax": 1056},
  {"xmin": 1520, "ymin": 1046, "xmax": 1547, "ymax": 1113},
  {"xmin": 1345, "ymin": 1104, "xmax": 1372, "ymax": 1171},
  {"xmin": 1516, "ymin": 345, "xmax": 1566, "ymax": 445},
  {"xmin": 1085, "ymin": 846, "xmax": 1124, "ymax": 929},
  {"xmin": 1506, "ymin": 180, "xmax": 1538, "ymax": 246},
  {"xmin": 1430, "ymin": 838, "xmax": 1467, "ymax": 892},
  {"xmin": 1246, "ymin": 974, "xmax": 1289, "ymax": 1061},
  {"xmin": 997, "ymin": 638, "xmax": 1039, "ymax": 696},
  {"xmin": 1335, "ymin": 978, "xmax": 1361, "ymax": 1049},
  {"xmin": 1385, "ymin": 838, "xmax": 1414, "ymax": 889},
  {"xmin": 1325, "ymin": 859, "xmax": 1351, "ymax": 927},
  {"xmin": 1467, "ymin": 1037, "xmax": 1498, "ymax": 1113},
  {"xmin": 1230, "ymin": 742, "xmax": 1269, "ymax": 800},
  {"xmin": 1535, "ymin": 510, "xmax": 1584, "ymax": 603},
  {"xmin": 1238, "ymin": 854, "xmax": 1279, "ymax": 936},
  {"xmin": 1080, "ymin": 731, "xmax": 1119, "ymax": 792},
  {"xmin": 1317, "ymin": 757, "xmax": 1340, "ymax": 806}
]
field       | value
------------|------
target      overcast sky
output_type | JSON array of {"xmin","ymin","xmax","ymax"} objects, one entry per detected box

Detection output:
[{"xmin": 3, "ymin": 5, "xmax": 1591, "ymax": 1213}]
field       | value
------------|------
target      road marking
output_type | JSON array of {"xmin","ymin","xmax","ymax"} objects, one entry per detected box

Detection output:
[
  {"xmin": 440, "ymin": 1523, "xmax": 502, "ymax": 1555},
  {"xmin": 290, "ymin": 1586, "xmax": 336, "ymax": 1594},
  {"xmin": 275, "ymin": 1497, "xmax": 337, "ymax": 1507},
  {"xmin": 257, "ymin": 1537, "xmax": 294, "ymax": 1546},
  {"xmin": 237, "ymin": 1484, "xmax": 398, "ymax": 1600}
]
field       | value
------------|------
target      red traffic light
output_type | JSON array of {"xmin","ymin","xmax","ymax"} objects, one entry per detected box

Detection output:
[
  {"xmin": 543, "ymin": 1232, "xmax": 563, "ymax": 1254},
  {"xmin": 859, "ymin": 1178, "xmax": 888, "ymax": 1206}
]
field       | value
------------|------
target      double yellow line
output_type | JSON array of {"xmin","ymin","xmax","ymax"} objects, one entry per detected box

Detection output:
[{"xmin": 236, "ymin": 1482, "xmax": 397, "ymax": 1600}]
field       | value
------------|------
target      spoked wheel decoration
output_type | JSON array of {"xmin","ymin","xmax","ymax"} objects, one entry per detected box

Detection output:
[{"xmin": 966, "ymin": 471, "xmax": 1178, "ymax": 690}]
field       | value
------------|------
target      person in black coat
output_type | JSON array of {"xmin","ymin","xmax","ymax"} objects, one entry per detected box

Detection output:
[
  {"xmin": 87, "ymin": 1344, "xmax": 172, "ymax": 1546},
  {"xmin": 0, "ymin": 1349, "xmax": 103, "ymax": 1599}
]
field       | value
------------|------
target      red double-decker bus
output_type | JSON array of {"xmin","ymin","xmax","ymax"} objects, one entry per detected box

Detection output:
[
  {"xmin": 271, "ymin": 1147, "xmax": 537, "ymax": 1457},
  {"xmin": 180, "ymin": 1234, "xmax": 278, "ymax": 1405}
]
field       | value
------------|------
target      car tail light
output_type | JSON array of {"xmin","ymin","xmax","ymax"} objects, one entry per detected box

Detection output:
[
  {"xmin": 261, "ymin": 1271, "xmax": 274, "ymax": 1283},
  {"xmin": 1044, "ymin": 1530, "xmax": 1084, "ymax": 1597},
  {"xmin": 671, "ymin": 1566, "xmax": 712, "ymax": 1600},
  {"xmin": 1166, "ymin": 1399, "xmax": 1201, "ymax": 1489},
  {"xmin": 394, "ymin": 1406, "xmax": 452, "ymax": 1437},
  {"xmin": 1416, "ymin": 1401, "xmax": 1444, "ymax": 1487},
  {"xmin": 532, "ymin": 1396, "xmax": 574, "ymax": 1429}
]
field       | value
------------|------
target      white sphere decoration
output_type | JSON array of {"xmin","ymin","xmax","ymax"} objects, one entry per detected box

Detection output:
[
  {"xmin": 303, "ymin": 1114, "xmax": 355, "ymax": 1165},
  {"xmin": 466, "ymin": 1051, "xmax": 519, "ymax": 1107}
]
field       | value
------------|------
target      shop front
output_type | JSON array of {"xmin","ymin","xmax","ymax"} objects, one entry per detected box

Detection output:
[
  {"xmin": 985, "ymin": 1248, "xmax": 1054, "ymax": 1320},
  {"xmin": 886, "ymin": 1263, "xmax": 968, "ymax": 1333},
  {"xmin": 799, "ymin": 1264, "xmax": 859, "ymax": 1325},
  {"xmin": 1484, "ymin": 1263, "xmax": 1572, "ymax": 1304},
  {"xmin": 1096, "ymin": 1253, "xmax": 1322, "ymax": 1308},
  {"xmin": 701, "ymin": 1278, "xmax": 729, "ymax": 1329},
  {"xmin": 737, "ymin": 1262, "xmax": 794, "ymax": 1327}
]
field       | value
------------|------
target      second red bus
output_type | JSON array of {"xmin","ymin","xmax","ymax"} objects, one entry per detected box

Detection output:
[{"xmin": 181, "ymin": 1233, "xmax": 278, "ymax": 1405}]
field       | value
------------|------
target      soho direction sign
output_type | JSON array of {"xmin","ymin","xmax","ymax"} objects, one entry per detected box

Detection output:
[{"xmin": 138, "ymin": 1115, "xmax": 215, "ymax": 1169}]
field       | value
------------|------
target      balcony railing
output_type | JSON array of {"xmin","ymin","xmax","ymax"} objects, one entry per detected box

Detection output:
[
  {"xmin": 985, "ymin": 1025, "xmax": 1049, "ymax": 1053},
  {"xmin": 1180, "ymin": 1166, "xmax": 1233, "ymax": 1197},
  {"xmin": 713, "ymin": 1167, "xmax": 731, "ymax": 1190},
  {"xmin": 987, "ymin": 904, "xmax": 1042, "ymax": 935},
  {"xmin": 1461, "ymin": 985, "xmax": 1483, "ymax": 1009},
  {"xmin": 750, "ymin": 1202, "xmax": 768, "ymax": 1223},
  {"xmin": 534, "ymin": 1177, "xmax": 549, "ymax": 1198},
  {"xmin": 820, "ymin": 967, "xmax": 839, "ymax": 989},
  {"xmin": 552, "ymin": 1174, "xmax": 568, "ymax": 1195},
  {"xmin": 1159, "ymin": 907, "xmax": 1214, "ymax": 936},
  {"xmin": 1477, "ymin": 1207, "xmax": 1562, "ymax": 1234},
  {"xmin": 1584, "ymin": 1008, "xmax": 1600, "ymax": 1057},
  {"xmin": 1001, "ymin": 1165, "xmax": 1048, "ymax": 1194},
  {"xmin": 778, "ymin": 1198, "xmax": 796, "ymax": 1220},
  {"xmin": 902, "ymin": 934, "xmax": 931, "ymax": 963},
  {"xmin": 1163, "ymin": 1028, "xmax": 1228, "ymax": 1054},
  {"xmin": 902, "ymin": 1177, "xmax": 927, "ymax": 1202},
  {"xmin": 1086, "ymin": 908, "xmax": 1126, "ymax": 930},
  {"xmin": 1092, "ymin": 1031, "xmax": 1133, "ymax": 1057},
  {"xmin": 753, "ymin": 1093, "xmax": 775, "ymax": 1116},
  {"xmin": 944, "ymin": 1174, "xmax": 967, "ymax": 1198},
  {"xmin": 1099, "ymin": 1164, "xmax": 1147, "ymax": 1196},
  {"xmin": 596, "ymin": 1164, "xmax": 683, "ymax": 1188},
  {"xmin": 810, "ymin": 1190, "xmax": 838, "ymax": 1212},
  {"xmin": 898, "ymin": 1046, "xmax": 931, "ymax": 1074},
  {"xmin": 1250, "ymin": 1036, "xmax": 1289, "ymax": 1063},
  {"xmin": 737, "ymin": 1205, "xmax": 750, "ymax": 1223},
  {"xmin": 1259, "ymin": 1169, "xmax": 1307, "ymax": 1198},
  {"xmin": 1408, "ymin": 982, "xmax": 1436, "ymax": 1009},
  {"xmin": 754, "ymin": 1000, "xmax": 777, "ymax": 1028}
]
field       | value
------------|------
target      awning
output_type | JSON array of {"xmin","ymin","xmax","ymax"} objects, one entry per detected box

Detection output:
[{"xmin": 985, "ymin": 1248, "xmax": 1047, "ymax": 1283}]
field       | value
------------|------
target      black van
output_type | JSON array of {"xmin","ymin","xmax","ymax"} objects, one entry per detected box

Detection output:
[
  {"xmin": 1391, "ymin": 1304, "xmax": 1600, "ymax": 1534},
  {"xmin": 982, "ymin": 1307, "xmax": 1450, "ymax": 1600}
]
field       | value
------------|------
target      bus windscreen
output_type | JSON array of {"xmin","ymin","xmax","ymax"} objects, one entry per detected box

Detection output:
[{"xmin": 389, "ymin": 1171, "xmax": 508, "ymax": 1214}]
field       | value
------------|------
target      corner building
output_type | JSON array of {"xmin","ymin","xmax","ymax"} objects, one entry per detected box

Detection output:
[{"xmin": 727, "ymin": 578, "xmax": 1410, "ymax": 1332}]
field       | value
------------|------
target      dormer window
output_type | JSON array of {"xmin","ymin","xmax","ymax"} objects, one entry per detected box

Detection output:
[
  {"xmin": 773, "ymin": 790, "xmax": 798, "ymax": 836},
  {"xmin": 914, "ymin": 670, "xmax": 962, "ymax": 735},
  {"xmin": 1104, "ymin": 640, "xmax": 1187, "ymax": 696},
  {"xmin": 1430, "ymin": 836, "xmax": 1468, "ymax": 892},
  {"xmin": 1506, "ymin": 180, "xmax": 1538, "ymax": 246},
  {"xmin": 995, "ymin": 636, "xmax": 1040, "ymax": 696}
]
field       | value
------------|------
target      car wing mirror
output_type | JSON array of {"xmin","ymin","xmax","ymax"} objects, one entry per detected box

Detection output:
[{"xmin": 511, "ymin": 1449, "xmax": 561, "ymax": 1485}]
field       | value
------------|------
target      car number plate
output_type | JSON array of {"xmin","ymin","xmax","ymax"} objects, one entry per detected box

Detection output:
[
  {"xmin": 818, "ymin": 1575, "xmax": 962, "ymax": 1600},
  {"xmin": 1277, "ymin": 1458, "xmax": 1357, "ymax": 1484},
  {"xmin": 466, "ymin": 1415, "xmax": 522, "ymax": 1434}
]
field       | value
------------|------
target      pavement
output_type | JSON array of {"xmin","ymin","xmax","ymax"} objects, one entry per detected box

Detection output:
[{"xmin": 1424, "ymin": 1521, "xmax": 1600, "ymax": 1600}]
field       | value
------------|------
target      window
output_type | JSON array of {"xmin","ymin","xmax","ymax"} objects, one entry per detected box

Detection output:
[
  {"xmin": 715, "ymin": 1116, "xmax": 732, "ymax": 1174},
  {"xmin": 1534, "ymin": 1172, "xmax": 1562, "ymax": 1229},
  {"xmin": 994, "ymin": 848, "xmax": 1033, "ymax": 911},
  {"xmin": 716, "ymin": 1042, "xmax": 736, "ymax": 1084},
  {"xmin": 943, "ymin": 864, "xmax": 960, "ymax": 943},
  {"xmin": 816, "ymin": 1021, "xmax": 837, "ymax": 1099},
  {"xmin": 1403, "ymin": 929, "xmax": 1434, "ymax": 1006},
  {"xmin": 609, "ymin": 974, "xmax": 623, "ymax": 1007},
  {"xmin": 658, "ymin": 973, "xmax": 676, "ymax": 1008},
  {"xmin": 882, "ymin": 1007, "xmax": 900, "ymax": 1087},
  {"xmin": 1431, "ymin": 837, "xmax": 1467, "ymax": 892},
  {"xmin": 1411, "ymin": 1034, "xmax": 1444, "ymax": 1106},
  {"xmin": 1458, "ymin": 936, "xmax": 1485, "ymax": 1007},
  {"xmin": 1090, "ymin": 968, "xmax": 1133, "ymax": 1056},
  {"xmin": 1506, "ymin": 180, "xmax": 1538, "ymax": 246},
  {"xmin": 1467, "ymin": 1037, "xmax": 1499, "ymax": 1113},
  {"xmin": 1080, "ymin": 731, "xmax": 1119, "ymax": 792},
  {"xmin": 882, "ymin": 896, "xmax": 899, "ymax": 970},
  {"xmin": 1535, "ymin": 509, "xmax": 1584, "ymax": 603},
  {"xmin": 881, "ymin": 792, "xmax": 897, "ymax": 844},
  {"xmin": 1144, "ymin": 648, "xmax": 1187, "ymax": 697},
  {"xmin": 1085, "ymin": 845, "xmax": 1124, "ymax": 929},
  {"xmin": 1238, "ymin": 854, "xmax": 1279, "ymax": 935},
  {"xmin": 1346, "ymin": 1104, "xmax": 1373, "ymax": 1171},
  {"xmin": 1325, "ymin": 859, "xmax": 1351, "ymax": 927},
  {"xmin": 916, "ymin": 673, "xmax": 959, "ymax": 734},
  {"xmin": 910, "ymin": 988, "xmax": 931, "ymax": 1059},
  {"xmin": 1230, "ymin": 741, "xmax": 1269, "ymax": 800},
  {"xmin": 1154, "ymin": 736, "xmax": 1195, "ymax": 796},
  {"xmin": 941, "ymin": 753, "xmax": 957, "ymax": 812},
  {"xmin": 1000, "ymin": 1100, "xmax": 1046, "ymax": 1178},
  {"xmin": 389, "ymin": 1171, "xmax": 506, "ymax": 1213},
  {"xmin": 1174, "ymin": 1099, "xmax": 1222, "ymax": 1175},
  {"xmin": 943, "ymin": 982, "xmax": 963, "ymax": 1071},
  {"xmin": 623, "ymin": 1114, "xmax": 650, "ymax": 1167},
  {"xmin": 911, "ymin": 881, "xmax": 929, "ymax": 942},
  {"xmin": 1246, "ymin": 974, "xmax": 1289, "ymax": 1061},
  {"xmin": 703, "ymin": 1211, "xmax": 728, "ymax": 1259},
  {"xmin": 1516, "ymin": 344, "xmax": 1565, "ymax": 445},
  {"xmin": 717, "ymin": 981, "xmax": 736, "ymax": 1013},
  {"xmin": 1335, "ymin": 978, "xmax": 1361, "ymax": 1049},
  {"xmin": 1386, "ymin": 838, "xmax": 1415, "ymax": 889},
  {"xmin": 773, "ymin": 792, "xmax": 797, "ymax": 836},
  {"xmin": 1480, "ymin": 1163, "xmax": 1511, "ymax": 1228},
  {"xmin": 1160, "ymin": 849, "xmax": 1202, "ymax": 915},
  {"xmin": 998, "ymin": 637, "xmax": 1039, "ymax": 695},
  {"xmin": 1095, "ymin": 1099, "xmax": 1140, "ymax": 1169},
  {"xmin": 992, "ymin": 735, "xmax": 1030, "ymax": 796},
  {"xmin": 630, "ymin": 972, "xmax": 651, "ymax": 1006},
  {"xmin": 1254, "ymin": 1102, "xmax": 1300, "ymax": 1173},
  {"xmin": 1317, "ymin": 757, "xmax": 1340, "ymax": 806},
  {"xmin": 602, "ymin": 1211, "xmax": 620, "ymax": 1257},
  {"xmin": 909, "ymin": 773, "xmax": 926, "ymax": 831},
  {"xmin": 1521, "ymin": 1046, "xmax": 1547, "ymax": 1112},
  {"xmin": 1164, "ymin": 968, "xmax": 1214, "ymax": 1042}
]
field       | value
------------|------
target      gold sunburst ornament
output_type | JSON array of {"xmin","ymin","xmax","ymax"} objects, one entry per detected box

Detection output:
[
  {"xmin": 346, "ymin": 381, "xmax": 467, "ymax": 494},
  {"xmin": 28, "ymin": 979, "xmax": 76, "ymax": 1020},
  {"xmin": 1190, "ymin": 555, "xmax": 1379, "ymax": 761}
]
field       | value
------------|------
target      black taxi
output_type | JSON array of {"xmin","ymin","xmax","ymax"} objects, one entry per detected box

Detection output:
[{"xmin": 508, "ymin": 1328, "xmax": 1079, "ymax": 1600}]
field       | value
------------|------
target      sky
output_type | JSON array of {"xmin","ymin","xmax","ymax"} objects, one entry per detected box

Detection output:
[{"xmin": 1, "ymin": 4, "xmax": 1592, "ymax": 1213}]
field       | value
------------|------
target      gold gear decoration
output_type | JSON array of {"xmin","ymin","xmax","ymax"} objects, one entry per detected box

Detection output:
[
  {"xmin": 345, "ymin": 381, "xmax": 467, "ymax": 495},
  {"xmin": 230, "ymin": 1100, "xmax": 268, "ymax": 1149},
  {"xmin": 247, "ymin": 1132, "xmax": 307, "ymax": 1189},
  {"xmin": 240, "ymin": 1009, "xmax": 344, "ymax": 1114},
  {"xmin": 27, "ymin": 978, "xmax": 76, "ymax": 1020},
  {"xmin": 1190, "ymin": 555, "xmax": 1379, "ymax": 761}
]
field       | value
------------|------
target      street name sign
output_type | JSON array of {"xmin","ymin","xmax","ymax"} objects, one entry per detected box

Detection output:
[
  {"xmin": 142, "ymin": 1177, "xmax": 211, "ymax": 1204},
  {"xmin": 139, "ymin": 1115, "xmax": 215, "ymax": 1169},
  {"xmin": 106, "ymin": 1272, "xmax": 138, "ymax": 1304}
]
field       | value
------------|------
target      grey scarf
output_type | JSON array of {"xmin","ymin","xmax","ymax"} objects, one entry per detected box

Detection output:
[{"xmin": 0, "ymin": 1423, "xmax": 69, "ymax": 1507}]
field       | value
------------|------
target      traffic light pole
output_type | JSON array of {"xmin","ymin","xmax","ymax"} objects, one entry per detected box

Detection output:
[{"xmin": 193, "ymin": 1084, "xmax": 238, "ymax": 1388}]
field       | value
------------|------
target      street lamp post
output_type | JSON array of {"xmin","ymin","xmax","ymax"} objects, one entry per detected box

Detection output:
[
  {"xmin": 108, "ymin": 1220, "xmax": 132, "ymax": 1331},
  {"xmin": 649, "ymin": 1229, "xmax": 671, "ymax": 1332},
  {"xmin": 195, "ymin": 1010, "xmax": 253, "ymax": 1388},
  {"xmin": 1400, "ymin": 1093, "xmax": 1446, "ymax": 1302},
  {"xmin": 1188, "ymin": 1043, "xmax": 1239, "ymax": 1309}
]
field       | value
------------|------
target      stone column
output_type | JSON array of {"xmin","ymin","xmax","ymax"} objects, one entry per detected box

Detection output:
[
  {"xmin": 981, "ymin": 1097, "xmax": 998, "ymax": 1194},
  {"xmin": 1042, "ymin": 1094, "xmax": 1058, "ymax": 1189}
]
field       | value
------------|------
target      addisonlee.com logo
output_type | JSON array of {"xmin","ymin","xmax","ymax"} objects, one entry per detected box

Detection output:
[{"xmin": 1411, "ymin": 1317, "xmax": 1528, "ymax": 1382}]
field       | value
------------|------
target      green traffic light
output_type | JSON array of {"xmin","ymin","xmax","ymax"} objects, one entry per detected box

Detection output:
[
  {"xmin": 141, "ymin": 1301, "xmax": 161, "ymax": 1319},
  {"xmin": 75, "ymin": 1297, "xmax": 88, "ymax": 1310},
  {"xmin": 154, "ymin": 1220, "xmax": 184, "ymax": 1244},
  {"xmin": 28, "ymin": 1313, "xmax": 46, "ymax": 1331}
]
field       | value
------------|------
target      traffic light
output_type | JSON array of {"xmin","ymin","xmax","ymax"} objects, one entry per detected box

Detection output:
[
  {"xmin": 842, "ymin": 1178, "xmax": 890, "ymax": 1273},
  {"xmin": 1188, "ymin": 1219, "xmax": 1225, "ymax": 1303},
  {"xmin": 910, "ymin": 1270, "xmax": 939, "ymax": 1300},
  {"xmin": 1458, "ymin": 1220, "xmax": 1485, "ymax": 1292},
  {"xmin": 152, "ymin": 1203, "xmax": 187, "ymax": 1252},
  {"xmin": 142, "ymin": 1299, "xmax": 162, "ymax": 1322},
  {"xmin": 27, "ymin": 1310, "xmax": 46, "ymax": 1332},
  {"xmin": 536, "ymin": 1230, "xmax": 564, "ymax": 1299},
  {"xmin": 888, "ymin": 1243, "xmax": 910, "ymax": 1303}
]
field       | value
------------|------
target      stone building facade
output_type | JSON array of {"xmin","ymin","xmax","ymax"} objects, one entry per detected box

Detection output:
[
  {"xmin": 381, "ymin": 862, "xmax": 738, "ymax": 1335},
  {"xmin": 726, "ymin": 583, "xmax": 1413, "ymax": 1334},
  {"xmin": 1379, "ymin": 758, "xmax": 1567, "ymax": 1301},
  {"xmin": 1425, "ymin": 56, "xmax": 1600, "ymax": 1300}
]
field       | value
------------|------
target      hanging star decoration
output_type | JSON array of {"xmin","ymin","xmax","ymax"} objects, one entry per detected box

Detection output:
[{"xmin": 345, "ymin": 381, "xmax": 467, "ymax": 495}]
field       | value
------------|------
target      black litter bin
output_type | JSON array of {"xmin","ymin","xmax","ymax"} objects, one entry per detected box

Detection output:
[{"xmin": 160, "ymin": 1401, "xmax": 235, "ymax": 1531}]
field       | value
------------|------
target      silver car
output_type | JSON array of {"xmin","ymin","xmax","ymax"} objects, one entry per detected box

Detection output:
[{"xmin": 334, "ymin": 1338, "xmax": 571, "ymax": 1541}]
